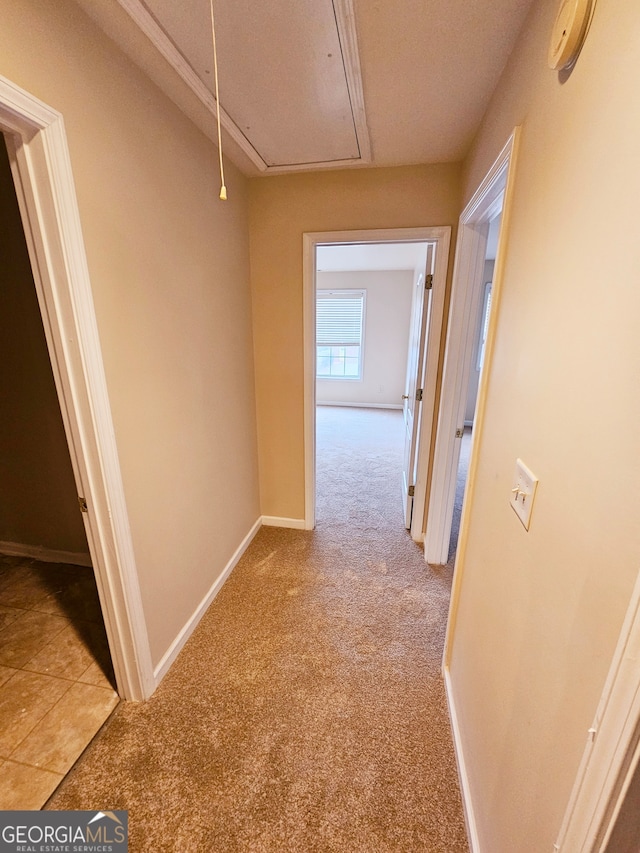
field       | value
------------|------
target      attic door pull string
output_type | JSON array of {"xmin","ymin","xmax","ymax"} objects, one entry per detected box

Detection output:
[{"xmin": 209, "ymin": 0, "xmax": 227, "ymax": 200}]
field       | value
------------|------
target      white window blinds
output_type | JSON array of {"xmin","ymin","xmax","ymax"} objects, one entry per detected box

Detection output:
[{"xmin": 316, "ymin": 291, "xmax": 364, "ymax": 345}]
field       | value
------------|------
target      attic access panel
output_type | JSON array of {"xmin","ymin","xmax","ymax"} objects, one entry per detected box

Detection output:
[{"xmin": 143, "ymin": 0, "xmax": 365, "ymax": 168}]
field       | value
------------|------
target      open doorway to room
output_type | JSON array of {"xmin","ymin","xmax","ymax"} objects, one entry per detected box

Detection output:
[
  {"xmin": 446, "ymin": 212, "xmax": 501, "ymax": 563},
  {"xmin": 0, "ymin": 134, "xmax": 119, "ymax": 809},
  {"xmin": 314, "ymin": 241, "xmax": 428, "ymax": 529},
  {"xmin": 303, "ymin": 227, "xmax": 451, "ymax": 540},
  {"xmin": 0, "ymin": 74, "xmax": 154, "ymax": 711},
  {"xmin": 425, "ymin": 130, "xmax": 518, "ymax": 568}
]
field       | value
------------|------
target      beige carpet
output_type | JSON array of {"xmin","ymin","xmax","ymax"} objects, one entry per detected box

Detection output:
[{"xmin": 48, "ymin": 406, "xmax": 469, "ymax": 852}]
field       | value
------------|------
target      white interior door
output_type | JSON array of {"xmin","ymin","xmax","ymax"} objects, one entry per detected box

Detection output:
[{"xmin": 402, "ymin": 244, "xmax": 434, "ymax": 528}]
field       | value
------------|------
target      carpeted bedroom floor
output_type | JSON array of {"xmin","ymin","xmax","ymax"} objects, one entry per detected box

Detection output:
[{"xmin": 47, "ymin": 406, "xmax": 470, "ymax": 852}]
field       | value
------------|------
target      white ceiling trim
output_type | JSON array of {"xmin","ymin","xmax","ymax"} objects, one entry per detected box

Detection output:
[
  {"xmin": 117, "ymin": 0, "xmax": 268, "ymax": 171},
  {"xmin": 328, "ymin": 0, "xmax": 370, "ymax": 163},
  {"xmin": 116, "ymin": 0, "xmax": 371, "ymax": 175}
]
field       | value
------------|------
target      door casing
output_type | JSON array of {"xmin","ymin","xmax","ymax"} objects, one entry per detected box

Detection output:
[
  {"xmin": 438, "ymin": 128, "xmax": 520, "ymax": 850},
  {"xmin": 425, "ymin": 130, "xmax": 519, "ymax": 566}
]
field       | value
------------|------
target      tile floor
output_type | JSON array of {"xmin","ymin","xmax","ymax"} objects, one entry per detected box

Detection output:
[{"xmin": 0, "ymin": 554, "xmax": 119, "ymax": 809}]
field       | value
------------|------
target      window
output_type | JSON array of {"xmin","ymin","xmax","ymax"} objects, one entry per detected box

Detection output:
[{"xmin": 316, "ymin": 289, "xmax": 365, "ymax": 379}]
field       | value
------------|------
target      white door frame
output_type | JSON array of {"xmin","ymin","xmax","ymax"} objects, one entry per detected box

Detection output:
[
  {"xmin": 0, "ymin": 75, "xmax": 154, "ymax": 700},
  {"xmin": 439, "ymin": 129, "xmax": 521, "ymax": 850},
  {"xmin": 424, "ymin": 130, "xmax": 519, "ymax": 566},
  {"xmin": 303, "ymin": 226, "xmax": 451, "ymax": 536}
]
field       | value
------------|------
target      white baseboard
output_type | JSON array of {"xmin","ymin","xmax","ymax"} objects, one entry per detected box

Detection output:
[
  {"xmin": 443, "ymin": 665, "xmax": 481, "ymax": 852},
  {"xmin": 153, "ymin": 517, "xmax": 262, "ymax": 686},
  {"xmin": 316, "ymin": 401, "xmax": 402, "ymax": 410},
  {"xmin": 0, "ymin": 541, "xmax": 92, "ymax": 567},
  {"xmin": 261, "ymin": 516, "xmax": 306, "ymax": 530}
]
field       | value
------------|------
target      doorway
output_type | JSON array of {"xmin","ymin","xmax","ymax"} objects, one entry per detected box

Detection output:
[
  {"xmin": 303, "ymin": 227, "xmax": 451, "ymax": 539},
  {"xmin": 314, "ymin": 241, "xmax": 428, "ymax": 527},
  {"xmin": 0, "ymin": 134, "xmax": 119, "ymax": 809},
  {"xmin": 445, "ymin": 212, "xmax": 501, "ymax": 563},
  {"xmin": 0, "ymin": 74, "xmax": 154, "ymax": 700},
  {"xmin": 435, "ymin": 129, "xmax": 519, "ymax": 851},
  {"xmin": 425, "ymin": 131, "xmax": 519, "ymax": 567}
]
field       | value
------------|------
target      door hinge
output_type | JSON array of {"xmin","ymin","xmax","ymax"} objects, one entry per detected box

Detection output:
[
  {"xmin": 416, "ymin": 388, "xmax": 423, "ymax": 402},
  {"xmin": 78, "ymin": 496, "xmax": 88, "ymax": 513},
  {"xmin": 455, "ymin": 428, "xmax": 464, "ymax": 438},
  {"xmin": 425, "ymin": 274, "xmax": 433, "ymax": 290},
  {"xmin": 408, "ymin": 485, "xmax": 415, "ymax": 497}
]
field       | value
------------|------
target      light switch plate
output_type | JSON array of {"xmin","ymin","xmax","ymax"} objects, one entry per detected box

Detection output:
[{"xmin": 510, "ymin": 458, "xmax": 539, "ymax": 530}]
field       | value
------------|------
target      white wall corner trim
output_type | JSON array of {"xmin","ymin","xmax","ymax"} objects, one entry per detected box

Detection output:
[
  {"xmin": 153, "ymin": 517, "xmax": 262, "ymax": 685},
  {"xmin": 261, "ymin": 516, "xmax": 307, "ymax": 530},
  {"xmin": 0, "ymin": 541, "xmax": 92, "ymax": 568},
  {"xmin": 444, "ymin": 666, "xmax": 482, "ymax": 852},
  {"xmin": 0, "ymin": 74, "xmax": 154, "ymax": 700}
]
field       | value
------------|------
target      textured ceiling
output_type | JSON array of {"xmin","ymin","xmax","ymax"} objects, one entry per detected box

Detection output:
[
  {"xmin": 353, "ymin": 0, "xmax": 535, "ymax": 165},
  {"xmin": 74, "ymin": 0, "xmax": 536, "ymax": 175}
]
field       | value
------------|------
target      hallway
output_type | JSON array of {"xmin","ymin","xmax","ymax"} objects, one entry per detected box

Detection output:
[{"xmin": 49, "ymin": 407, "xmax": 468, "ymax": 851}]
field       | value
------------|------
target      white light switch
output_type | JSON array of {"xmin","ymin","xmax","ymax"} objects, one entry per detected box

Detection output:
[{"xmin": 510, "ymin": 458, "xmax": 539, "ymax": 530}]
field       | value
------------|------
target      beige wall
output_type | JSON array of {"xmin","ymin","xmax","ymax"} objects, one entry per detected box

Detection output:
[
  {"xmin": 449, "ymin": 0, "xmax": 640, "ymax": 849},
  {"xmin": 0, "ymin": 0, "xmax": 260, "ymax": 667},
  {"xmin": 316, "ymin": 269, "xmax": 414, "ymax": 408},
  {"xmin": 249, "ymin": 164, "xmax": 461, "ymax": 520},
  {"xmin": 0, "ymin": 138, "xmax": 88, "ymax": 557}
]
